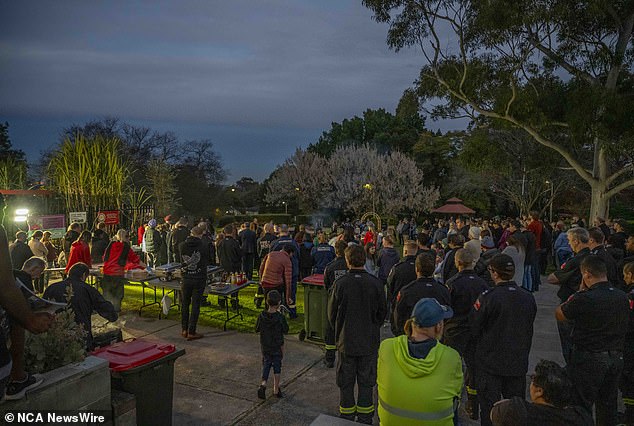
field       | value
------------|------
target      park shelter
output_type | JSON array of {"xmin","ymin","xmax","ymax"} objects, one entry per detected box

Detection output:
[{"xmin": 432, "ymin": 197, "xmax": 475, "ymax": 215}]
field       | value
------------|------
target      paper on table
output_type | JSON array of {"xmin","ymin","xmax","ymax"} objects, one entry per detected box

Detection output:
[{"xmin": 15, "ymin": 277, "xmax": 67, "ymax": 314}]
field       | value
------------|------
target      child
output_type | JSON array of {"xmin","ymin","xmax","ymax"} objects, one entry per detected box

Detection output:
[{"xmin": 255, "ymin": 290, "xmax": 289, "ymax": 399}]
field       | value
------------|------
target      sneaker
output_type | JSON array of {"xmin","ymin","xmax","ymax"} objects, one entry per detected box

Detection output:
[
  {"xmin": 186, "ymin": 332, "xmax": 204, "ymax": 341},
  {"xmin": 5, "ymin": 374, "xmax": 43, "ymax": 400},
  {"xmin": 257, "ymin": 385, "xmax": 266, "ymax": 400}
]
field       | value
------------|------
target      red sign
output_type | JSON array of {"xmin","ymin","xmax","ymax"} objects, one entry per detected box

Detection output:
[
  {"xmin": 97, "ymin": 210, "xmax": 119, "ymax": 225},
  {"xmin": 30, "ymin": 214, "xmax": 66, "ymax": 230}
]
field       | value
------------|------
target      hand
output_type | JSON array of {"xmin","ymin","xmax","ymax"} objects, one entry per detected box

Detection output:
[
  {"xmin": 24, "ymin": 312, "xmax": 54, "ymax": 334},
  {"xmin": 287, "ymin": 298, "xmax": 293, "ymax": 306}
]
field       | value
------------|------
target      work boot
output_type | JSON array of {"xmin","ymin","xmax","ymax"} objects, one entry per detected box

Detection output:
[{"xmin": 466, "ymin": 394, "xmax": 479, "ymax": 420}]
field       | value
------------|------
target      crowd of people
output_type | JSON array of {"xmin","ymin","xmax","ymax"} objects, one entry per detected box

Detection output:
[{"xmin": 6, "ymin": 205, "xmax": 634, "ymax": 425}]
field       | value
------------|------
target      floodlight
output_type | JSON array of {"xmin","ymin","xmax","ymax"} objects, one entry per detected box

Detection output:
[
  {"xmin": 15, "ymin": 208, "xmax": 29, "ymax": 215},
  {"xmin": 14, "ymin": 216, "xmax": 27, "ymax": 222}
]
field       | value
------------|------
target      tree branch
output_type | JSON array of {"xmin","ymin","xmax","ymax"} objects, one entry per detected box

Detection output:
[
  {"xmin": 607, "ymin": 176, "xmax": 634, "ymax": 199},
  {"xmin": 607, "ymin": 164, "xmax": 634, "ymax": 185},
  {"xmin": 526, "ymin": 32, "xmax": 599, "ymax": 85}
]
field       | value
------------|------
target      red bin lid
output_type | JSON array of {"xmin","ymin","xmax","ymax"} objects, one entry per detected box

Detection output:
[
  {"xmin": 302, "ymin": 274, "xmax": 324, "ymax": 286},
  {"xmin": 91, "ymin": 339, "xmax": 176, "ymax": 372}
]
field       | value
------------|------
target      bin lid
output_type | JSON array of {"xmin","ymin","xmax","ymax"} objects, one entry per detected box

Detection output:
[
  {"xmin": 91, "ymin": 339, "xmax": 177, "ymax": 372},
  {"xmin": 302, "ymin": 274, "xmax": 324, "ymax": 286}
]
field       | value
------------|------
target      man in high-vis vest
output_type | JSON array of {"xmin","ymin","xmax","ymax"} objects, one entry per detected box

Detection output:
[{"xmin": 377, "ymin": 298, "xmax": 463, "ymax": 425}]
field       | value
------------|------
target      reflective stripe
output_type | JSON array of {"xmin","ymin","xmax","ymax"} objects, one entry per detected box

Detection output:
[
  {"xmin": 254, "ymin": 294, "xmax": 264, "ymax": 299},
  {"xmin": 379, "ymin": 396, "xmax": 454, "ymax": 421},
  {"xmin": 624, "ymin": 398, "xmax": 634, "ymax": 406},
  {"xmin": 324, "ymin": 345, "xmax": 337, "ymax": 350},
  {"xmin": 288, "ymin": 304, "xmax": 296, "ymax": 308},
  {"xmin": 339, "ymin": 406, "xmax": 356, "ymax": 414},
  {"xmin": 466, "ymin": 386, "xmax": 477, "ymax": 395},
  {"xmin": 356, "ymin": 405, "xmax": 375, "ymax": 414}
]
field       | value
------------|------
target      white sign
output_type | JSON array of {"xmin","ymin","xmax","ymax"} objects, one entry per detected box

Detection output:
[{"xmin": 69, "ymin": 211, "xmax": 87, "ymax": 223}]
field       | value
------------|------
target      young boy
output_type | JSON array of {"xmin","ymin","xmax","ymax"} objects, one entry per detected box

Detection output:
[{"xmin": 255, "ymin": 290, "xmax": 289, "ymax": 399}]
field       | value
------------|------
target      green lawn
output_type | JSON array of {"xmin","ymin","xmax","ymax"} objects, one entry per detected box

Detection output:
[{"xmin": 120, "ymin": 282, "xmax": 308, "ymax": 334}]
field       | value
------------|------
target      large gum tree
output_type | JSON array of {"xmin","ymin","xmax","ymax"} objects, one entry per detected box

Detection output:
[{"xmin": 363, "ymin": 0, "xmax": 634, "ymax": 220}]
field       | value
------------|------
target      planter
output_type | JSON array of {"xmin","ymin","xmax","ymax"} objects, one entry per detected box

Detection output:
[{"xmin": 2, "ymin": 356, "xmax": 111, "ymax": 412}]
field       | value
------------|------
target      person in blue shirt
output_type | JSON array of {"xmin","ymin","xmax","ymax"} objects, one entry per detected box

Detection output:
[{"xmin": 311, "ymin": 233, "xmax": 335, "ymax": 274}]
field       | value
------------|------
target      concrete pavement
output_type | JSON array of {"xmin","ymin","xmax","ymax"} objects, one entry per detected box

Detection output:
[{"xmin": 102, "ymin": 278, "xmax": 564, "ymax": 425}]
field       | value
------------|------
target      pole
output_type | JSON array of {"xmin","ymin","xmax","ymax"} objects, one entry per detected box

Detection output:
[{"xmin": 549, "ymin": 184, "xmax": 554, "ymax": 223}]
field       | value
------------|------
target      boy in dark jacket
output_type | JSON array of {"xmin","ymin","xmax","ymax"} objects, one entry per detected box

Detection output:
[{"xmin": 256, "ymin": 290, "xmax": 289, "ymax": 399}]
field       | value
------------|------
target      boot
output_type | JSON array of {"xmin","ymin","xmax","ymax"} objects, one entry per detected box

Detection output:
[{"xmin": 465, "ymin": 393, "xmax": 479, "ymax": 421}]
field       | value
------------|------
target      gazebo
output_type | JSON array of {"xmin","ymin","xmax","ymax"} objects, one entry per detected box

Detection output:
[{"xmin": 432, "ymin": 197, "xmax": 475, "ymax": 215}]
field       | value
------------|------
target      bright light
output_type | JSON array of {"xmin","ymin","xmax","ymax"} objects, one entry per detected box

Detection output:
[
  {"xmin": 231, "ymin": 188, "xmax": 235, "ymax": 192},
  {"xmin": 15, "ymin": 208, "xmax": 29, "ymax": 215},
  {"xmin": 363, "ymin": 183, "xmax": 373, "ymax": 190},
  {"xmin": 282, "ymin": 201, "xmax": 286, "ymax": 205},
  {"xmin": 295, "ymin": 187, "xmax": 300, "ymax": 191},
  {"xmin": 14, "ymin": 216, "xmax": 27, "ymax": 222}
]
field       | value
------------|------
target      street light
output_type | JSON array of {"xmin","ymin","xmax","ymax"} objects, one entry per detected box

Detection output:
[
  {"xmin": 363, "ymin": 183, "xmax": 376, "ymax": 213},
  {"xmin": 282, "ymin": 201, "xmax": 287, "ymax": 215}
]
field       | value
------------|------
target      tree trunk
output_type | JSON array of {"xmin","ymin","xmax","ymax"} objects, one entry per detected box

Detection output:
[{"xmin": 589, "ymin": 185, "xmax": 610, "ymax": 222}]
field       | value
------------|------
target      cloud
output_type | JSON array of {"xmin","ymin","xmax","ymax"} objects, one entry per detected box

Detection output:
[{"xmin": 0, "ymin": 0, "xmax": 423, "ymax": 129}]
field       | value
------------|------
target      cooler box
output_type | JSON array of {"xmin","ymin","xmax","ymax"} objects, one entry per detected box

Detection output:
[
  {"xmin": 92, "ymin": 339, "xmax": 185, "ymax": 426},
  {"xmin": 301, "ymin": 274, "xmax": 328, "ymax": 342}
]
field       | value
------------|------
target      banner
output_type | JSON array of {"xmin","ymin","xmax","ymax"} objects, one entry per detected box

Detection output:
[
  {"xmin": 97, "ymin": 210, "xmax": 119, "ymax": 225},
  {"xmin": 69, "ymin": 211, "xmax": 87, "ymax": 223},
  {"xmin": 29, "ymin": 215, "xmax": 66, "ymax": 239}
]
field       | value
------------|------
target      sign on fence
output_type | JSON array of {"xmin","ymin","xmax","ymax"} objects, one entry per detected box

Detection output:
[
  {"xmin": 69, "ymin": 211, "xmax": 87, "ymax": 223},
  {"xmin": 29, "ymin": 215, "xmax": 66, "ymax": 239},
  {"xmin": 97, "ymin": 210, "xmax": 119, "ymax": 225}
]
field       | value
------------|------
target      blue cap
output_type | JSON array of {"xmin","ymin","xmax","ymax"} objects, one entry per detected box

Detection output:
[
  {"xmin": 411, "ymin": 298, "xmax": 453, "ymax": 327},
  {"xmin": 148, "ymin": 219, "xmax": 157, "ymax": 228}
]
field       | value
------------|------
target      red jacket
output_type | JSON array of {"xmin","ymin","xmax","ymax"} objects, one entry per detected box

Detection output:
[
  {"xmin": 363, "ymin": 231, "xmax": 375, "ymax": 246},
  {"xmin": 527, "ymin": 220, "xmax": 543, "ymax": 249},
  {"xmin": 137, "ymin": 225, "xmax": 145, "ymax": 246},
  {"xmin": 103, "ymin": 241, "xmax": 142, "ymax": 276},
  {"xmin": 259, "ymin": 251, "xmax": 292, "ymax": 296},
  {"xmin": 65, "ymin": 241, "xmax": 92, "ymax": 273}
]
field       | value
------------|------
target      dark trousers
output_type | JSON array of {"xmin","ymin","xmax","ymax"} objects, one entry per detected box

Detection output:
[
  {"xmin": 557, "ymin": 318, "xmax": 573, "ymax": 365},
  {"xmin": 242, "ymin": 253, "xmax": 254, "ymax": 280},
  {"xmin": 620, "ymin": 357, "xmax": 634, "ymax": 425},
  {"xmin": 477, "ymin": 371, "xmax": 525, "ymax": 426},
  {"xmin": 569, "ymin": 349, "xmax": 623, "ymax": 426},
  {"xmin": 181, "ymin": 279, "xmax": 205, "ymax": 333},
  {"xmin": 101, "ymin": 275, "xmax": 126, "ymax": 312},
  {"xmin": 336, "ymin": 352, "xmax": 377, "ymax": 423}
]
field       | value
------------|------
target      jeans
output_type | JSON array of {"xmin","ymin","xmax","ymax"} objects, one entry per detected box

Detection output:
[
  {"xmin": 181, "ymin": 279, "xmax": 205, "ymax": 333},
  {"xmin": 569, "ymin": 349, "xmax": 623, "ymax": 426},
  {"xmin": 261, "ymin": 352, "xmax": 283, "ymax": 381}
]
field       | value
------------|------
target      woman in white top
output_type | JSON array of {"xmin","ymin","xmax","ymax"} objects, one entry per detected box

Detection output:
[{"xmin": 502, "ymin": 234, "xmax": 525, "ymax": 286}]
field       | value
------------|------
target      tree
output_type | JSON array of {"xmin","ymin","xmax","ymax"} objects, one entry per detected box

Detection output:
[
  {"xmin": 363, "ymin": 0, "xmax": 634, "ymax": 220},
  {"xmin": 48, "ymin": 135, "xmax": 130, "ymax": 211},
  {"xmin": 265, "ymin": 146, "xmax": 438, "ymax": 216},
  {"xmin": 0, "ymin": 122, "xmax": 27, "ymax": 189},
  {"xmin": 147, "ymin": 159, "xmax": 180, "ymax": 217}
]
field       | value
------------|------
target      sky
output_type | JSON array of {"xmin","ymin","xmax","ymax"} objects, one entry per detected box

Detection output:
[{"xmin": 0, "ymin": 0, "xmax": 464, "ymax": 182}]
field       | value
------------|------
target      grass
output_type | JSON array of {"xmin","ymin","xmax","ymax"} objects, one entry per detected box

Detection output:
[{"xmin": 119, "ymin": 281, "xmax": 308, "ymax": 334}]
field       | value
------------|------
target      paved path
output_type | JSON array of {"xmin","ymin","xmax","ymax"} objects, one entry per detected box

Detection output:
[{"xmin": 109, "ymin": 278, "xmax": 564, "ymax": 425}]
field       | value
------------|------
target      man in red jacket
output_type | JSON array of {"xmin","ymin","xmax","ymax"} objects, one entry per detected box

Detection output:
[{"xmin": 259, "ymin": 244, "xmax": 294, "ymax": 308}]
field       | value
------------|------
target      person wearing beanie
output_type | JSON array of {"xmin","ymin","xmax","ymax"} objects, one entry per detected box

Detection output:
[
  {"xmin": 143, "ymin": 218, "xmax": 163, "ymax": 268},
  {"xmin": 378, "ymin": 298, "xmax": 463, "ymax": 425},
  {"xmin": 471, "ymin": 253, "xmax": 537, "ymax": 426}
]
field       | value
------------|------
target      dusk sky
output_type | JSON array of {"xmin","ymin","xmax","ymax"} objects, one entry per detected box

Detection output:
[{"xmin": 1, "ymin": 1, "xmax": 463, "ymax": 182}]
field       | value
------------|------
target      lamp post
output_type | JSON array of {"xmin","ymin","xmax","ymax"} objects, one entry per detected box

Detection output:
[
  {"xmin": 363, "ymin": 183, "xmax": 376, "ymax": 214},
  {"xmin": 545, "ymin": 180, "xmax": 554, "ymax": 223},
  {"xmin": 282, "ymin": 201, "xmax": 287, "ymax": 215}
]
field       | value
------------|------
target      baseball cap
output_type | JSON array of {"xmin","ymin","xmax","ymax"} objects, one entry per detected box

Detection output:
[
  {"xmin": 411, "ymin": 298, "xmax": 453, "ymax": 327},
  {"xmin": 480, "ymin": 236, "xmax": 495, "ymax": 249},
  {"xmin": 489, "ymin": 253, "xmax": 515, "ymax": 274},
  {"xmin": 148, "ymin": 218, "xmax": 157, "ymax": 228}
]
